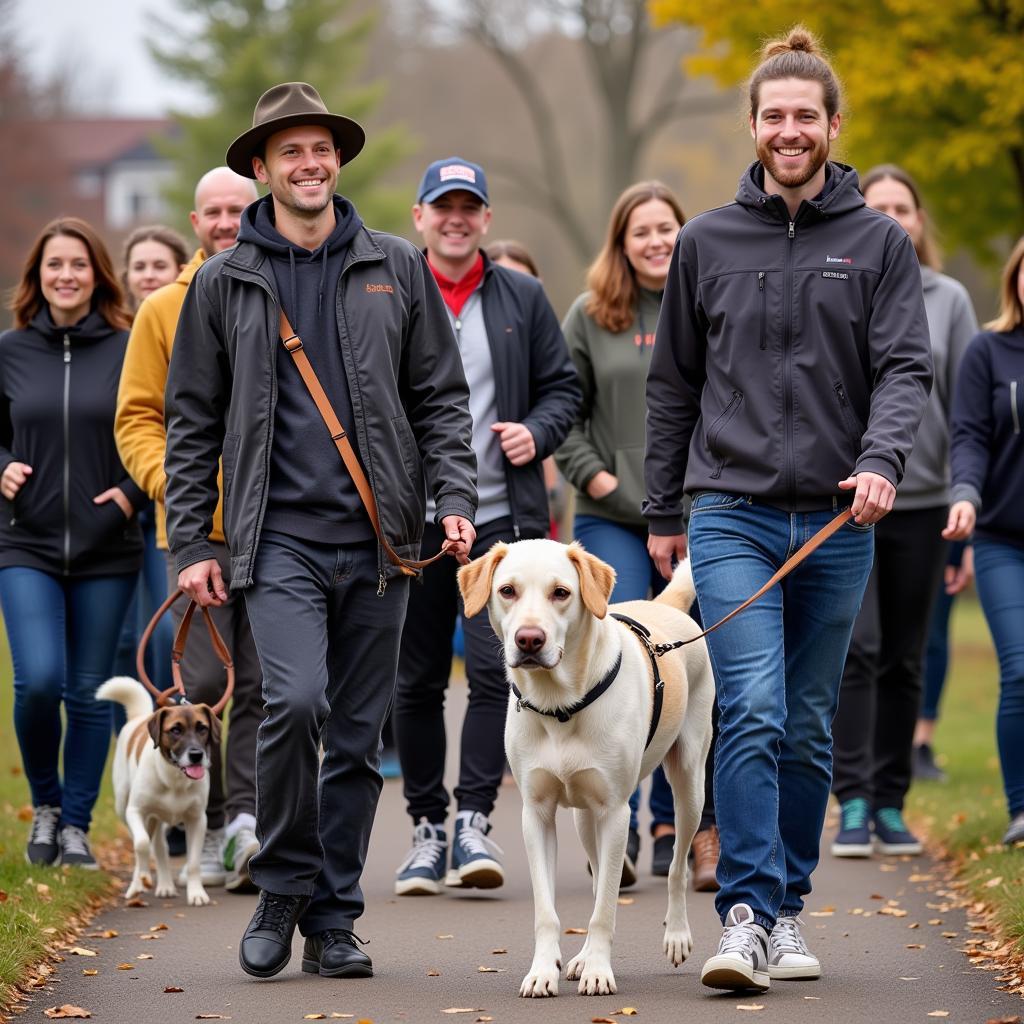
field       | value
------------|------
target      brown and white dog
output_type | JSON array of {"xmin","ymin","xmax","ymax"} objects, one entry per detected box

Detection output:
[
  {"xmin": 458, "ymin": 540, "xmax": 714, "ymax": 997},
  {"xmin": 96, "ymin": 677, "xmax": 219, "ymax": 906}
]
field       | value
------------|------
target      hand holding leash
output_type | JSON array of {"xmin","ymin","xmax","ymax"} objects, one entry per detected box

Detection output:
[
  {"xmin": 178, "ymin": 558, "xmax": 227, "ymax": 607},
  {"xmin": 441, "ymin": 514, "xmax": 476, "ymax": 564}
]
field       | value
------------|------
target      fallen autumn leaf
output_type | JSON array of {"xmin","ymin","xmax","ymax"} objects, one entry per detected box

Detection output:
[{"xmin": 44, "ymin": 1007, "xmax": 91, "ymax": 1020}]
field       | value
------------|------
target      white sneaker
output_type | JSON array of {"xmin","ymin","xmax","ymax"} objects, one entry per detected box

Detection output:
[
  {"xmin": 224, "ymin": 822, "xmax": 260, "ymax": 893},
  {"xmin": 768, "ymin": 914, "xmax": 821, "ymax": 979},
  {"xmin": 700, "ymin": 903, "xmax": 771, "ymax": 992},
  {"xmin": 177, "ymin": 826, "xmax": 226, "ymax": 887}
]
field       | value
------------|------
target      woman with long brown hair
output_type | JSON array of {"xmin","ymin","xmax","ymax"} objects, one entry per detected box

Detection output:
[
  {"xmin": 0, "ymin": 217, "xmax": 143, "ymax": 869},
  {"xmin": 555, "ymin": 181, "xmax": 716, "ymax": 888}
]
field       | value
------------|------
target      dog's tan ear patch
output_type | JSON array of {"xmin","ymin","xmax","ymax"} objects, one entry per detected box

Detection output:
[
  {"xmin": 457, "ymin": 542, "xmax": 509, "ymax": 618},
  {"xmin": 196, "ymin": 704, "xmax": 222, "ymax": 745},
  {"xmin": 147, "ymin": 707, "xmax": 167, "ymax": 747},
  {"xmin": 567, "ymin": 542, "xmax": 616, "ymax": 619}
]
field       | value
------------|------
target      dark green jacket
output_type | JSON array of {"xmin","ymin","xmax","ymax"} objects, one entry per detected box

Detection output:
[{"xmin": 165, "ymin": 222, "xmax": 477, "ymax": 589}]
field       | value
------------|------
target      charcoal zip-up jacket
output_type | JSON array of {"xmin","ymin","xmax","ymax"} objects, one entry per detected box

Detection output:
[
  {"xmin": 644, "ymin": 161, "xmax": 933, "ymax": 534},
  {"xmin": 164, "ymin": 208, "xmax": 478, "ymax": 589},
  {"xmin": 0, "ymin": 308, "xmax": 144, "ymax": 576}
]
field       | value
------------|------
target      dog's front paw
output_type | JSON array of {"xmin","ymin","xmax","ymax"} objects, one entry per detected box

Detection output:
[
  {"xmin": 125, "ymin": 874, "xmax": 151, "ymax": 899},
  {"xmin": 154, "ymin": 880, "xmax": 177, "ymax": 898},
  {"xmin": 186, "ymin": 884, "xmax": 210, "ymax": 907},
  {"xmin": 519, "ymin": 964, "xmax": 560, "ymax": 998},
  {"xmin": 575, "ymin": 959, "xmax": 616, "ymax": 996},
  {"xmin": 663, "ymin": 926, "xmax": 693, "ymax": 966}
]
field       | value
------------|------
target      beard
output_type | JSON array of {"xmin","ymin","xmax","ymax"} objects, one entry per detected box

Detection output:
[
  {"xmin": 270, "ymin": 175, "xmax": 336, "ymax": 217},
  {"xmin": 757, "ymin": 134, "xmax": 830, "ymax": 189}
]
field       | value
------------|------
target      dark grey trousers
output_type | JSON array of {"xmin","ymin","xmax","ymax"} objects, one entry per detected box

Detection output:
[
  {"xmin": 242, "ymin": 533, "xmax": 409, "ymax": 933},
  {"xmin": 166, "ymin": 541, "xmax": 262, "ymax": 829}
]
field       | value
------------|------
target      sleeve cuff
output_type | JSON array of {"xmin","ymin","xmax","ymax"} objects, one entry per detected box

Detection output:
[
  {"xmin": 950, "ymin": 483, "xmax": 982, "ymax": 510},
  {"xmin": 119, "ymin": 477, "xmax": 148, "ymax": 511},
  {"xmin": 433, "ymin": 495, "xmax": 477, "ymax": 525},
  {"xmin": 173, "ymin": 541, "xmax": 217, "ymax": 575},
  {"xmin": 645, "ymin": 513, "xmax": 685, "ymax": 537}
]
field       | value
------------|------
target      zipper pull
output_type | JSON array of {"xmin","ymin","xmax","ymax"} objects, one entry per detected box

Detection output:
[
  {"xmin": 788, "ymin": 221, "xmax": 795, "ymax": 239},
  {"xmin": 758, "ymin": 271, "xmax": 765, "ymax": 292},
  {"xmin": 835, "ymin": 382, "xmax": 847, "ymax": 404},
  {"xmin": 63, "ymin": 334, "xmax": 71, "ymax": 363},
  {"xmin": 377, "ymin": 572, "xmax": 387, "ymax": 597}
]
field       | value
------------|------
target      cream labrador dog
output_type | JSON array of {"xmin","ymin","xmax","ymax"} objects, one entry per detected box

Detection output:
[{"xmin": 458, "ymin": 540, "xmax": 714, "ymax": 998}]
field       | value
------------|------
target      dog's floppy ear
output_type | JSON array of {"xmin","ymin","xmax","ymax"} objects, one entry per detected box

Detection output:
[
  {"xmin": 457, "ymin": 542, "xmax": 509, "ymax": 618},
  {"xmin": 196, "ymin": 704, "xmax": 222, "ymax": 745},
  {"xmin": 147, "ymin": 707, "xmax": 167, "ymax": 747},
  {"xmin": 566, "ymin": 542, "xmax": 616, "ymax": 619}
]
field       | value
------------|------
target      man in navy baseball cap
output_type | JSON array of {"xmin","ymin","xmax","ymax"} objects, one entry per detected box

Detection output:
[{"xmin": 416, "ymin": 157, "xmax": 489, "ymax": 205}]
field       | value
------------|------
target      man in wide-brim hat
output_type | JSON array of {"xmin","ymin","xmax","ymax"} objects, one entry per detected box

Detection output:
[{"xmin": 164, "ymin": 81, "xmax": 478, "ymax": 981}]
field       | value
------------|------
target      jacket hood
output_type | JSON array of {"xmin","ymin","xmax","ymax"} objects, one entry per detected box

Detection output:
[
  {"xmin": 237, "ymin": 193, "xmax": 363, "ymax": 316},
  {"xmin": 736, "ymin": 160, "xmax": 865, "ymax": 221},
  {"xmin": 28, "ymin": 305, "xmax": 119, "ymax": 345}
]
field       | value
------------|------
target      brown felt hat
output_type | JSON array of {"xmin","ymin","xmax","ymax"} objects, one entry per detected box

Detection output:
[{"xmin": 226, "ymin": 82, "xmax": 366, "ymax": 179}]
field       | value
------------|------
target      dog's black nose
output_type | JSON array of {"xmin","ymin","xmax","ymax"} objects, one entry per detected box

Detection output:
[
  {"xmin": 187, "ymin": 749, "xmax": 204, "ymax": 764},
  {"xmin": 515, "ymin": 626, "xmax": 546, "ymax": 654}
]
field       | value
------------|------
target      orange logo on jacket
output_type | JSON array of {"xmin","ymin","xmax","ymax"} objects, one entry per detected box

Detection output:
[{"xmin": 366, "ymin": 283, "xmax": 394, "ymax": 294}]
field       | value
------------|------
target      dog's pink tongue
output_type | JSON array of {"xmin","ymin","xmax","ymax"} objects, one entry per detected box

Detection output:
[{"xmin": 184, "ymin": 765, "xmax": 205, "ymax": 780}]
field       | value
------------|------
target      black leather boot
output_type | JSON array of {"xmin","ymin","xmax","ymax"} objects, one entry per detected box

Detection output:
[
  {"xmin": 301, "ymin": 929, "xmax": 373, "ymax": 978},
  {"xmin": 239, "ymin": 891, "xmax": 309, "ymax": 978}
]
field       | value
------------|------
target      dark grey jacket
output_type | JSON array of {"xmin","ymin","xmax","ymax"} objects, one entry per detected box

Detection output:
[
  {"xmin": 165, "ymin": 221, "xmax": 477, "ymax": 589},
  {"xmin": 644, "ymin": 161, "xmax": 933, "ymax": 534}
]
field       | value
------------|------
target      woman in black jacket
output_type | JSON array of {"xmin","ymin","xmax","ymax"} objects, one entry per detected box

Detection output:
[{"xmin": 0, "ymin": 217, "xmax": 144, "ymax": 869}]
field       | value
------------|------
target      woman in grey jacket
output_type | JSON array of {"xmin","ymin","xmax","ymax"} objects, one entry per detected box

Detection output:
[
  {"xmin": 831, "ymin": 165, "xmax": 978, "ymax": 857},
  {"xmin": 555, "ymin": 182, "xmax": 719, "ymax": 888}
]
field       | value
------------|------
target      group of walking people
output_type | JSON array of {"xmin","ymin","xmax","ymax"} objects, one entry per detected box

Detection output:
[{"xmin": 2, "ymin": 21, "xmax": 1022, "ymax": 996}]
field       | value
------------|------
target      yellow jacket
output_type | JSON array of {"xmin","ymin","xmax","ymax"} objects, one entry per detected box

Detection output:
[{"xmin": 115, "ymin": 249, "xmax": 225, "ymax": 549}]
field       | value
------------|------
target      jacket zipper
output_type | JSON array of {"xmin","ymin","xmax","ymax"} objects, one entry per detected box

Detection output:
[
  {"xmin": 62, "ymin": 333, "xmax": 72, "ymax": 575},
  {"xmin": 783, "ymin": 219, "xmax": 796, "ymax": 504},
  {"xmin": 1012, "ymin": 380, "xmax": 1021, "ymax": 435},
  {"xmin": 758, "ymin": 272, "xmax": 766, "ymax": 350}
]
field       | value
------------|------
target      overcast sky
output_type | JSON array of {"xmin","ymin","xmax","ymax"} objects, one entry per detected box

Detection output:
[{"xmin": 14, "ymin": 0, "xmax": 204, "ymax": 115}]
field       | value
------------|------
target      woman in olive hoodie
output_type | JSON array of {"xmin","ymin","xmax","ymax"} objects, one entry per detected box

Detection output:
[
  {"xmin": 555, "ymin": 182, "xmax": 717, "ymax": 886},
  {"xmin": 0, "ymin": 217, "xmax": 143, "ymax": 869}
]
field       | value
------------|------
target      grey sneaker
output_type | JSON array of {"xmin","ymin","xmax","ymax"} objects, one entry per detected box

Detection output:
[
  {"xmin": 58, "ymin": 824, "xmax": 99, "ymax": 869},
  {"xmin": 700, "ymin": 903, "xmax": 771, "ymax": 992},
  {"xmin": 768, "ymin": 914, "xmax": 820, "ymax": 979},
  {"xmin": 26, "ymin": 805, "xmax": 61, "ymax": 866},
  {"xmin": 224, "ymin": 825, "xmax": 260, "ymax": 893},
  {"xmin": 177, "ymin": 826, "xmax": 227, "ymax": 887},
  {"xmin": 1003, "ymin": 812, "xmax": 1024, "ymax": 846},
  {"xmin": 395, "ymin": 820, "xmax": 448, "ymax": 895}
]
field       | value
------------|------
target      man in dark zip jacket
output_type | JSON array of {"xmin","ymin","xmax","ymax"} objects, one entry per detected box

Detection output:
[
  {"xmin": 644, "ymin": 31, "xmax": 932, "ymax": 993},
  {"xmin": 164, "ymin": 83, "xmax": 477, "ymax": 981},
  {"xmin": 391, "ymin": 158, "xmax": 580, "ymax": 898}
]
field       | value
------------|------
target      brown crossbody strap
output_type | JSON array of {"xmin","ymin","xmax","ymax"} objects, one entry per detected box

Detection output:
[{"xmin": 278, "ymin": 309, "xmax": 448, "ymax": 576}]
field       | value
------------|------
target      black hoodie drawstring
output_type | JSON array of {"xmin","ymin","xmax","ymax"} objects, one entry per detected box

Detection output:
[{"xmin": 317, "ymin": 245, "xmax": 328, "ymax": 317}]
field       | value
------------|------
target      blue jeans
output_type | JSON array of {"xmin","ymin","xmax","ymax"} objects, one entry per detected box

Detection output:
[
  {"xmin": 0, "ymin": 567, "xmax": 136, "ymax": 830},
  {"xmin": 574, "ymin": 514, "xmax": 673, "ymax": 832},
  {"xmin": 973, "ymin": 538, "xmax": 1024, "ymax": 817},
  {"xmin": 688, "ymin": 494, "xmax": 873, "ymax": 930}
]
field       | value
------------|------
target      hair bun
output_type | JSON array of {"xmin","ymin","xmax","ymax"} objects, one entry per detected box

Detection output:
[{"xmin": 762, "ymin": 25, "xmax": 821, "ymax": 60}]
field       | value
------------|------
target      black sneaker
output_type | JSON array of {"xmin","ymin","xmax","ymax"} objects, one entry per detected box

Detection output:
[
  {"xmin": 301, "ymin": 929, "xmax": 373, "ymax": 978},
  {"xmin": 239, "ymin": 891, "xmax": 309, "ymax": 978},
  {"xmin": 26, "ymin": 805, "xmax": 61, "ymax": 866},
  {"xmin": 651, "ymin": 832, "xmax": 675, "ymax": 877},
  {"xmin": 912, "ymin": 744, "xmax": 947, "ymax": 783},
  {"xmin": 586, "ymin": 826, "xmax": 639, "ymax": 887},
  {"xmin": 58, "ymin": 825, "xmax": 99, "ymax": 869}
]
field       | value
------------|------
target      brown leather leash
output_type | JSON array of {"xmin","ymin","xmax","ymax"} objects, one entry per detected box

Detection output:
[
  {"xmin": 649, "ymin": 506, "xmax": 854, "ymax": 656},
  {"xmin": 279, "ymin": 309, "xmax": 451, "ymax": 578},
  {"xmin": 136, "ymin": 589, "xmax": 235, "ymax": 715}
]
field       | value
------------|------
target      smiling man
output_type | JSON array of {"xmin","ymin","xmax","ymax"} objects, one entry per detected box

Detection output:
[
  {"xmin": 391, "ymin": 159, "xmax": 579, "ymax": 898},
  {"xmin": 643, "ymin": 29, "xmax": 933, "ymax": 993},
  {"xmin": 162, "ymin": 83, "xmax": 478, "ymax": 981}
]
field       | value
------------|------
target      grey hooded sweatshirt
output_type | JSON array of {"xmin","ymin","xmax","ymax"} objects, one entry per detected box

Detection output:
[{"xmin": 644, "ymin": 161, "xmax": 934, "ymax": 534}]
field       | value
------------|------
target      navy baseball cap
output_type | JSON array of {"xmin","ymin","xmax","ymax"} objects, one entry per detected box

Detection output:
[{"xmin": 417, "ymin": 157, "xmax": 489, "ymax": 205}]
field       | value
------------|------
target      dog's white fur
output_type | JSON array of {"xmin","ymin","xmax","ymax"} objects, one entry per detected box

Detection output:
[
  {"xmin": 458, "ymin": 540, "xmax": 714, "ymax": 997},
  {"xmin": 96, "ymin": 677, "xmax": 214, "ymax": 906}
]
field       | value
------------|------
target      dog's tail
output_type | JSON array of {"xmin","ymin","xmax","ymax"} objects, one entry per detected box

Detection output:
[
  {"xmin": 96, "ymin": 676, "xmax": 153, "ymax": 722},
  {"xmin": 653, "ymin": 557, "xmax": 697, "ymax": 614}
]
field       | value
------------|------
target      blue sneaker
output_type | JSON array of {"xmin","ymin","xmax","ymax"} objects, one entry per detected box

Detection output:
[
  {"xmin": 446, "ymin": 811, "xmax": 504, "ymax": 890},
  {"xmin": 872, "ymin": 807, "xmax": 922, "ymax": 855},
  {"xmin": 394, "ymin": 819, "xmax": 448, "ymax": 895},
  {"xmin": 830, "ymin": 798, "xmax": 872, "ymax": 858}
]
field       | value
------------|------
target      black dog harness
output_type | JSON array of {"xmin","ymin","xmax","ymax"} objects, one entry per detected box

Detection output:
[{"xmin": 510, "ymin": 612, "xmax": 666, "ymax": 751}]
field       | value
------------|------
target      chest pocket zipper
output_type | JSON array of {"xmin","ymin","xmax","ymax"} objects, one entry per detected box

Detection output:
[
  {"xmin": 1012, "ymin": 380, "xmax": 1021, "ymax": 435},
  {"xmin": 758, "ymin": 272, "xmax": 767, "ymax": 350},
  {"xmin": 833, "ymin": 381, "xmax": 862, "ymax": 454}
]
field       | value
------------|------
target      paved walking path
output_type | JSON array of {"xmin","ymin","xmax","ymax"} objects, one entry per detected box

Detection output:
[{"xmin": 18, "ymin": 685, "xmax": 1021, "ymax": 1024}]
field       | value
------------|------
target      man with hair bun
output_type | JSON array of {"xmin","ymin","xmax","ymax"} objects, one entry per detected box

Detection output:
[{"xmin": 644, "ymin": 26, "xmax": 932, "ymax": 993}]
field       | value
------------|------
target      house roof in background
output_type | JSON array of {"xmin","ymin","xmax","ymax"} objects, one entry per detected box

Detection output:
[{"xmin": 23, "ymin": 118, "xmax": 177, "ymax": 170}]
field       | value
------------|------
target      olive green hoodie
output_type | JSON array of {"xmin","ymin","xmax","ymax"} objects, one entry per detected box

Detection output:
[{"xmin": 556, "ymin": 287, "xmax": 664, "ymax": 527}]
